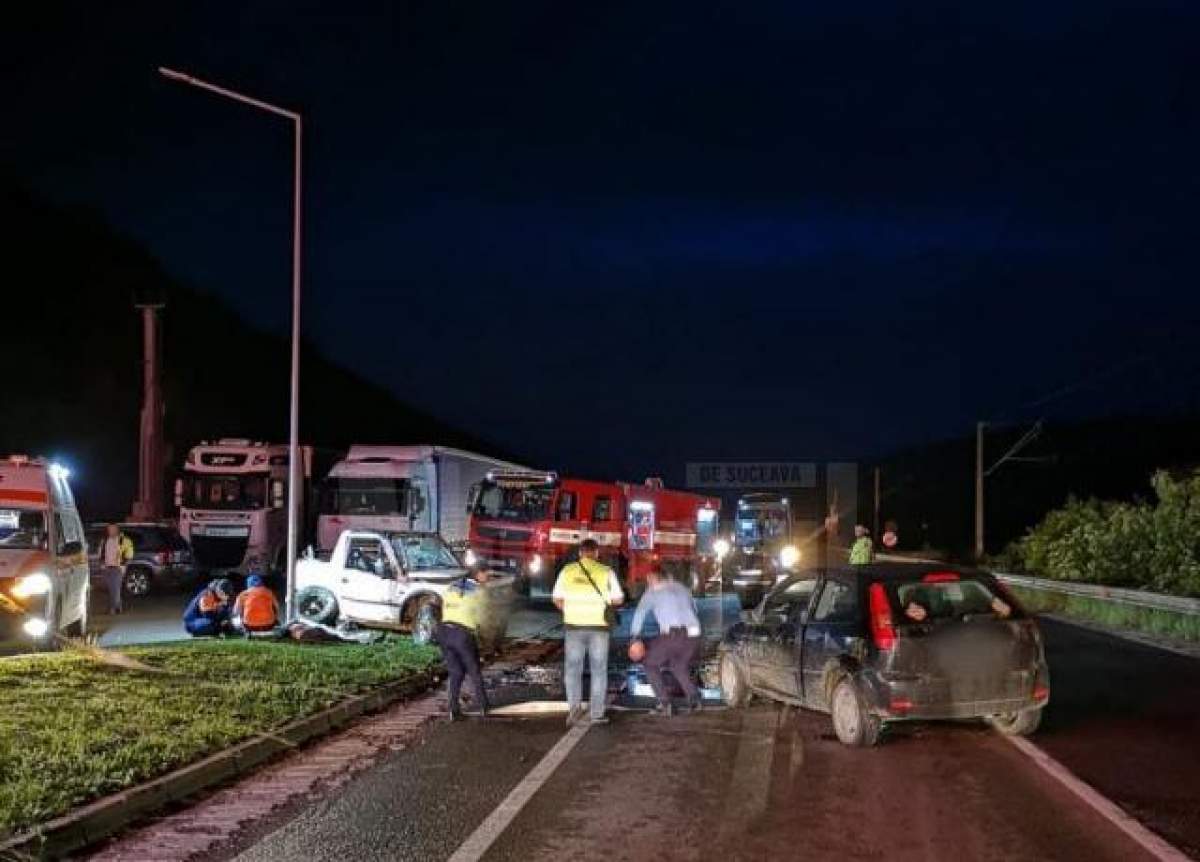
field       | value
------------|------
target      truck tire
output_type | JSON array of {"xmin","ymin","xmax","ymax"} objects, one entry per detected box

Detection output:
[
  {"xmin": 991, "ymin": 707, "xmax": 1042, "ymax": 737},
  {"xmin": 411, "ymin": 596, "xmax": 441, "ymax": 645},
  {"xmin": 296, "ymin": 586, "xmax": 339, "ymax": 626},
  {"xmin": 124, "ymin": 566, "xmax": 153, "ymax": 598},
  {"xmin": 830, "ymin": 677, "xmax": 881, "ymax": 747},
  {"xmin": 719, "ymin": 652, "xmax": 752, "ymax": 708}
]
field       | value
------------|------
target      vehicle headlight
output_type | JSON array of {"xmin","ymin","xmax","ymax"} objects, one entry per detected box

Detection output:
[
  {"xmin": 463, "ymin": 549, "xmax": 478, "ymax": 567},
  {"xmin": 12, "ymin": 572, "xmax": 51, "ymax": 599},
  {"xmin": 528, "ymin": 554, "xmax": 543, "ymax": 574},
  {"xmin": 713, "ymin": 539, "xmax": 731, "ymax": 561},
  {"xmin": 780, "ymin": 545, "xmax": 800, "ymax": 569},
  {"xmin": 23, "ymin": 617, "xmax": 49, "ymax": 638}
]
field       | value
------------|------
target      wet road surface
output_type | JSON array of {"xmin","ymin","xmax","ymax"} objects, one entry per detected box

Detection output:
[
  {"xmin": 1034, "ymin": 618, "xmax": 1200, "ymax": 855},
  {"xmin": 223, "ymin": 705, "xmax": 1154, "ymax": 862},
  {"xmin": 216, "ymin": 611, "xmax": 1198, "ymax": 862},
  {"xmin": 68, "ymin": 590, "xmax": 1198, "ymax": 861}
]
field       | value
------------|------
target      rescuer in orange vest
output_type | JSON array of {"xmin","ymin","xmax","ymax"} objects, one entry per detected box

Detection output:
[{"xmin": 232, "ymin": 574, "xmax": 280, "ymax": 634}]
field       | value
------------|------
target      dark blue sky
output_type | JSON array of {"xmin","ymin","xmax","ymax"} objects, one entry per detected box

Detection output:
[{"xmin": 7, "ymin": 1, "xmax": 1200, "ymax": 479}]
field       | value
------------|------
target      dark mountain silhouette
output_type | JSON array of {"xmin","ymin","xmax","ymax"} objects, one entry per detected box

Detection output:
[
  {"xmin": 1, "ymin": 180, "xmax": 505, "ymax": 519},
  {"xmin": 869, "ymin": 415, "xmax": 1200, "ymax": 559}
]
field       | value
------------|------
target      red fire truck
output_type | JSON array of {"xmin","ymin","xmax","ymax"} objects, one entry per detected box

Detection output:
[{"xmin": 466, "ymin": 471, "xmax": 721, "ymax": 597}]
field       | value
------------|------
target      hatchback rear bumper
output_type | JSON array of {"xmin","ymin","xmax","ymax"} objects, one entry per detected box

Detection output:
[{"xmin": 864, "ymin": 665, "xmax": 1050, "ymax": 720}]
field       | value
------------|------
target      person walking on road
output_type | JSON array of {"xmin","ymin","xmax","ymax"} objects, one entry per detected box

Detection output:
[
  {"xmin": 849, "ymin": 525, "xmax": 874, "ymax": 565},
  {"xmin": 553, "ymin": 538, "xmax": 624, "ymax": 726},
  {"xmin": 436, "ymin": 568, "xmax": 492, "ymax": 721},
  {"xmin": 96, "ymin": 523, "xmax": 133, "ymax": 615},
  {"xmin": 628, "ymin": 569, "xmax": 703, "ymax": 716}
]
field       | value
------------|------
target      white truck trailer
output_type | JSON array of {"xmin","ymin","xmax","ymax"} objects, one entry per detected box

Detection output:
[{"xmin": 316, "ymin": 445, "xmax": 524, "ymax": 552}]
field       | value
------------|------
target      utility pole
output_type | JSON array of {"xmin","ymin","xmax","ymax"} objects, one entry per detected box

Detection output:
[
  {"xmin": 160, "ymin": 67, "xmax": 304, "ymax": 623},
  {"xmin": 873, "ymin": 466, "xmax": 881, "ymax": 539},
  {"xmin": 976, "ymin": 418, "xmax": 1046, "ymax": 562},
  {"xmin": 975, "ymin": 422, "xmax": 985, "ymax": 560},
  {"xmin": 132, "ymin": 303, "xmax": 165, "ymax": 521}
]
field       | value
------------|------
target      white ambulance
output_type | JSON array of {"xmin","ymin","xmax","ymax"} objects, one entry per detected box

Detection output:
[{"xmin": 0, "ymin": 456, "xmax": 89, "ymax": 645}]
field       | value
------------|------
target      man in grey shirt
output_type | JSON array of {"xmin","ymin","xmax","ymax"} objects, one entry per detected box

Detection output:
[{"xmin": 629, "ymin": 569, "xmax": 703, "ymax": 716}]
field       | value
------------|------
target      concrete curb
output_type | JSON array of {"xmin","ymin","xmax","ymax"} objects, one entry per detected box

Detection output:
[{"xmin": 0, "ymin": 670, "xmax": 440, "ymax": 860}]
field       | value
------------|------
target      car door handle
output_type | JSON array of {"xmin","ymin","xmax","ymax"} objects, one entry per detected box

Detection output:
[{"xmin": 340, "ymin": 577, "xmax": 349, "ymax": 584}]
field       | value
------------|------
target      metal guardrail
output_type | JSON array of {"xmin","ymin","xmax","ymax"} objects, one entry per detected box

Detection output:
[{"xmin": 994, "ymin": 572, "xmax": 1200, "ymax": 617}]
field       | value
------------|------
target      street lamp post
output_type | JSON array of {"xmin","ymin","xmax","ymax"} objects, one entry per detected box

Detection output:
[{"xmin": 160, "ymin": 67, "xmax": 304, "ymax": 622}]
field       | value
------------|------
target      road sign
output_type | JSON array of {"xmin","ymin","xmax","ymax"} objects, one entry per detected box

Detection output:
[{"xmin": 686, "ymin": 462, "xmax": 817, "ymax": 489}]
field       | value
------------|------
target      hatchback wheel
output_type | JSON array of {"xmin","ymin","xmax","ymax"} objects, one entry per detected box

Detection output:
[
  {"xmin": 831, "ymin": 677, "xmax": 881, "ymax": 747},
  {"xmin": 124, "ymin": 567, "xmax": 152, "ymax": 597},
  {"xmin": 719, "ymin": 652, "xmax": 751, "ymax": 708},
  {"xmin": 991, "ymin": 707, "xmax": 1042, "ymax": 737}
]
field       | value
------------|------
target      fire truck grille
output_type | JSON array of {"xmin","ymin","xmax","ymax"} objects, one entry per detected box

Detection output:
[
  {"xmin": 191, "ymin": 535, "xmax": 249, "ymax": 569},
  {"xmin": 476, "ymin": 525, "xmax": 533, "ymax": 542}
]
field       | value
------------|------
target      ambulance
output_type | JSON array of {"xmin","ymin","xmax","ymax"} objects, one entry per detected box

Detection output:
[{"xmin": 0, "ymin": 456, "xmax": 90, "ymax": 645}]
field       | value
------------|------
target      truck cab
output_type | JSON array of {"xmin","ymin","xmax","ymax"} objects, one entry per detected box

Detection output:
[
  {"xmin": 0, "ymin": 457, "xmax": 89, "ymax": 646},
  {"xmin": 175, "ymin": 439, "xmax": 312, "ymax": 578}
]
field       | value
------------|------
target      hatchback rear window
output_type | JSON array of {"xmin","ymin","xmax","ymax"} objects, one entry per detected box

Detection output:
[{"xmin": 892, "ymin": 576, "xmax": 1020, "ymax": 622}]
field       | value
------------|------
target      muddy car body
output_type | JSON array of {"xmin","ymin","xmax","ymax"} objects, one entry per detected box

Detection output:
[{"xmin": 718, "ymin": 563, "xmax": 1049, "ymax": 745}]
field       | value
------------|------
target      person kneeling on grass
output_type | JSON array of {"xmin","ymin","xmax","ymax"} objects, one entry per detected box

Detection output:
[
  {"xmin": 183, "ymin": 578, "xmax": 234, "ymax": 637},
  {"xmin": 232, "ymin": 573, "xmax": 281, "ymax": 635}
]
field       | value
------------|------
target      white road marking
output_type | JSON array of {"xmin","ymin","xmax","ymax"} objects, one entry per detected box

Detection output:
[
  {"xmin": 1003, "ymin": 734, "xmax": 1192, "ymax": 862},
  {"xmin": 447, "ymin": 722, "xmax": 591, "ymax": 862}
]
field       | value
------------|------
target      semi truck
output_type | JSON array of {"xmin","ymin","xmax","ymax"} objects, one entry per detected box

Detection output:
[
  {"xmin": 175, "ymin": 439, "xmax": 312, "ymax": 577},
  {"xmin": 316, "ymin": 445, "xmax": 524, "ymax": 552},
  {"xmin": 467, "ymin": 471, "xmax": 721, "ymax": 597}
]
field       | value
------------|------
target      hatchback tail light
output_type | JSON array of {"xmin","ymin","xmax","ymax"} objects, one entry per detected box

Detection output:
[
  {"xmin": 868, "ymin": 582, "xmax": 897, "ymax": 650},
  {"xmin": 1033, "ymin": 684, "xmax": 1050, "ymax": 702}
]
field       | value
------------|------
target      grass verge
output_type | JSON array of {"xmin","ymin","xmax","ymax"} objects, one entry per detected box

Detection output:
[
  {"xmin": 1011, "ymin": 585, "xmax": 1200, "ymax": 643},
  {"xmin": 0, "ymin": 637, "xmax": 438, "ymax": 838}
]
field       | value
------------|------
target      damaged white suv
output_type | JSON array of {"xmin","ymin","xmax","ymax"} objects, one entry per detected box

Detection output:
[{"xmin": 295, "ymin": 530, "xmax": 510, "ymax": 644}]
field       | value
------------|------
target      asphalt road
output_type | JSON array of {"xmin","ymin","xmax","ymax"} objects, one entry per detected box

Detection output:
[{"xmin": 206, "ymin": 610, "xmax": 1197, "ymax": 862}]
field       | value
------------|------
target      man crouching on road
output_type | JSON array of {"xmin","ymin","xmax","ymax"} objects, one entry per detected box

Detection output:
[
  {"xmin": 629, "ymin": 569, "xmax": 703, "ymax": 716},
  {"xmin": 437, "ymin": 567, "xmax": 492, "ymax": 722},
  {"xmin": 553, "ymin": 538, "xmax": 624, "ymax": 726}
]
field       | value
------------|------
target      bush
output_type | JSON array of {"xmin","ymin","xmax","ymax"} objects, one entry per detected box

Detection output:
[{"xmin": 1005, "ymin": 471, "xmax": 1200, "ymax": 597}]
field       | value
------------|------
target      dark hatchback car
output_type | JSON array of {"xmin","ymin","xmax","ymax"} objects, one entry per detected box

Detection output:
[
  {"xmin": 718, "ymin": 563, "xmax": 1049, "ymax": 746},
  {"xmin": 87, "ymin": 523, "xmax": 195, "ymax": 597}
]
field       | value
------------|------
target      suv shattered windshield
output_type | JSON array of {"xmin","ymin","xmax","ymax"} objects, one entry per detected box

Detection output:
[{"xmin": 392, "ymin": 535, "xmax": 459, "ymax": 570}]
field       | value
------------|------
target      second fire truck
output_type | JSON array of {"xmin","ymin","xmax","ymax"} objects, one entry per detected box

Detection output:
[{"xmin": 467, "ymin": 471, "xmax": 720, "ymax": 597}]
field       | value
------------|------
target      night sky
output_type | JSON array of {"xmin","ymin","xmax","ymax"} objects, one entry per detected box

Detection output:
[{"xmin": 7, "ymin": 2, "xmax": 1200, "ymax": 481}]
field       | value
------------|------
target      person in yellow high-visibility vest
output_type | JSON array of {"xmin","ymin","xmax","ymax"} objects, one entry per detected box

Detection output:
[
  {"xmin": 552, "ymin": 538, "xmax": 624, "ymax": 726},
  {"xmin": 436, "ymin": 568, "xmax": 492, "ymax": 721}
]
